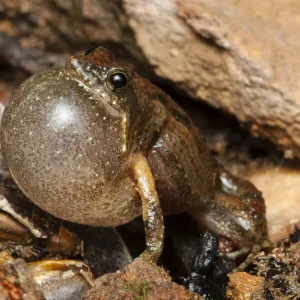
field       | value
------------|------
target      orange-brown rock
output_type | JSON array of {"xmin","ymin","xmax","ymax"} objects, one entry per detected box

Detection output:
[
  {"xmin": 84, "ymin": 258, "xmax": 202, "ymax": 300},
  {"xmin": 227, "ymin": 272, "xmax": 265, "ymax": 300},
  {"xmin": 0, "ymin": 258, "xmax": 44, "ymax": 300}
]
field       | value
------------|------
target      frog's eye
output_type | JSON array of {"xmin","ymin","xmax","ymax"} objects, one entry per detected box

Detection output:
[{"xmin": 109, "ymin": 72, "xmax": 128, "ymax": 89}]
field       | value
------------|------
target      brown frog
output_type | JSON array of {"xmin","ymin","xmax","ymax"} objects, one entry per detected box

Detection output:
[{"xmin": 0, "ymin": 47, "xmax": 267, "ymax": 262}]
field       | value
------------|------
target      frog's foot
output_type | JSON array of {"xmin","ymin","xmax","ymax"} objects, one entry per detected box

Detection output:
[
  {"xmin": 191, "ymin": 192, "xmax": 266, "ymax": 252},
  {"xmin": 192, "ymin": 167, "xmax": 269, "ymax": 273},
  {"xmin": 197, "ymin": 165, "xmax": 268, "ymax": 247},
  {"xmin": 228, "ymin": 240, "xmax": 277, "ymax": 273},
  {"xmin": 221, "ymin": 247, "xmax": 251, "ymax": 260},
  {"xmin": 28, "ymin": 259, "xmax": 94, "ymax": 299}
]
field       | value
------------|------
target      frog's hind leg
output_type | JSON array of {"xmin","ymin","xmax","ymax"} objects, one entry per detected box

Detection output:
[
  {"xmin": 191, "ymin": 166, "xmax": 268, "ymax": 259},
  {"xmin": 192, "ymin": 166, "xmax": 269, "ymax": 272},
  {"xmin": 192, "ymin": 192, "xmax": 256, "ymax": 250},
  {"xmin": 217, "ymin": 166, "xmax": 268, "ymax": 246}
]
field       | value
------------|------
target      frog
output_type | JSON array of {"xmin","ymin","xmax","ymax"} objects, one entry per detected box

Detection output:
[{"xmin": 0, "ymin": 46, "xmax": 267, "ymax": 264}]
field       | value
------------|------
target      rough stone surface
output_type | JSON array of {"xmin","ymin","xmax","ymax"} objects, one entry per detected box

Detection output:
[
  {"xmin": 227, "ymin": 272, "xmax": 265, "ymax": 300},
  {"xmin": 227, "ymin": 234, "xmax": 300, "ymax": 299},
  {"xmin": 0, "ymin": 258, "xmax": 44, "ymax": 300},
  {"xmin": 253, "ymin": 240, "xmax": 300, "ymax": 299},
  {"xmin": 84, "ymin": 258, "xmax": 202, "ymax": 300},
  {"xmin": 123, "ymin": 0, "xmax": 300, "ymax": 157}
]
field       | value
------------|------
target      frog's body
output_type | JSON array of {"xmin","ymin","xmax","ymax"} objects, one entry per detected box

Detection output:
[{"xmin": 0, "ymin": 47, "xmax": 267, "ymax": 261}]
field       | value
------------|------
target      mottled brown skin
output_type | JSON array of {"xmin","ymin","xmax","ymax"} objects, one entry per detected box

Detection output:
[{"xmin": 0, "ymin": 47, "xmax": 267, "ymax": 262}]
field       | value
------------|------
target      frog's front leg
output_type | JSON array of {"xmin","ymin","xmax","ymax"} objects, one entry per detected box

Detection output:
[
  {"xmin": 192, "ymin": 166, "xmax": 268, "ymax": 250},
  {"xmin": 131, "ymin": 153, "xmax": 164, "ymax": 263}
]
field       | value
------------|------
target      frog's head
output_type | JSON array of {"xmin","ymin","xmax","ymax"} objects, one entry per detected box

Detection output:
[
  {"xmin": 66, "ymin": 46, "xmax": 137, "ymax": 114},
  {"xmin": 0, "ymin": 47, "xmax": 167, "ymax": 225},
  {"xmin": 64, "ymin": 46, "xmax": 169, "ymax": 152}
]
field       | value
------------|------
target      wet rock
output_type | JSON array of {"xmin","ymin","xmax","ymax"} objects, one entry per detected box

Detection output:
[
  {"xmin": 183, "ymin": 231, "xmax": 236, "ymax": 299},
  {"xmin": 28, "ymin": 260, "xmax": 93, "ymax": 300},
  {"xmin": 190, "ymin": 232, "xmax": 219, "ymax": 275},
  {"xmin": 227, "ymin": 272, "xmax": 265, "ymax": 300},
  {"xmin": 0, "ymin": 257, "xmax": 44, "ymax": 300},
  {"xmin": 84, "ymin": 258, "xmax": 202, "ymax": 300},
  {"xmin": 118, "ymin": 215, "xmax": 204, "ymax": 279}
]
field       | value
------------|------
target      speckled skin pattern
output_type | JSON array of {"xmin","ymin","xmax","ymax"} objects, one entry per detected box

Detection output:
[{"xmin": 0, "ymin": 47, "xmax": 267, "ymax": 249}]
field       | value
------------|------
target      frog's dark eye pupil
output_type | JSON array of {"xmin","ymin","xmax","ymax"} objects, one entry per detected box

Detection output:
[
  {"xmin": 85, "ymin": 46, "xmax": 99, "ymax": 55},
  {"xmin": 109, "ymin": 72, "xmax": 128, "ymax": 89}
]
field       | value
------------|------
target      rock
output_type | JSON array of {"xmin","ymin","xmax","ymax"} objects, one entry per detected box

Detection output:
[
  {"xmin": 0, "ymin": 251, "xmax": 13, "ymax": 264},
  {"xmin": 247, "ymin": 167, "xmax": 300, "ymax": 242},
  {"xmin": 227, "ymin": 272, "xmax": 265, "ymax": 300},
  {"xmin": 0, "ymin": 1, "xmax": 142, "ymax": 74},
  {"xmin": 0, "ymin": 258, "xmax": 44, "ymax": 300},
  {"xmin": 183, "ymin": 231, "xmax": 236, "ymax": 299},
  {"xmin": 84, "ymin": 258, "xmax": 202, "ymax": 300},
  {"xmin": 28, "ymin": 260, "xmax": 93, "ymax": 300},
  {"xmin": 123, "ymin": 0, "xmax": 300, "ymax": 157},
  {"xmin": 253, "ymin": 238, "xmax": 300, "ymax": 299}
]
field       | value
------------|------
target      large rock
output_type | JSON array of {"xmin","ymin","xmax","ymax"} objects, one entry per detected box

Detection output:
[{"xmin": 123, "ymin": 0, "xmax": 300, "ymax": 157}]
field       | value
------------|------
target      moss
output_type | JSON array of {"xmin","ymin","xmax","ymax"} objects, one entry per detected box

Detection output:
[{"xmin": 123, "ymin": 281, "xmax": 151, "ymax": 300}]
